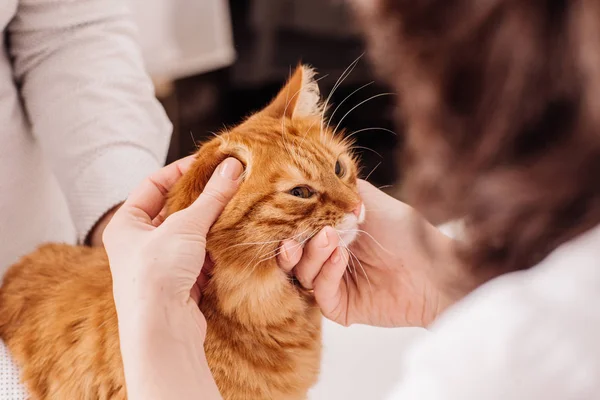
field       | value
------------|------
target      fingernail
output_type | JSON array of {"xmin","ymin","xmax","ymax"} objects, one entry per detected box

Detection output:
[
  {"xmin": 219, "ymin": 158, "xmax": 243, "ymax": 180},
  {"xmin": 331, "ymin": 248, "xmax": 341, "ymax": 264},
  {"xmin": 318, "ymin": 229, "xmax": 330, "ymax": 248}
]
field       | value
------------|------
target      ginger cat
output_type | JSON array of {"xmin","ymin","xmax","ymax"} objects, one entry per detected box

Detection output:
[{"xmin": 0, "ymin": 65, "xmax": 365, "ymax": 400}]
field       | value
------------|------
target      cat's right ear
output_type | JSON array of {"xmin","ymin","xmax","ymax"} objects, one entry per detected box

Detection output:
[
  {"xmin": 261, "ymin": 64, "xmax": 324, "ymax": 120},
  {"xmin": 167, "ymin": 140, "xmax": 248, "ymax": 214}
]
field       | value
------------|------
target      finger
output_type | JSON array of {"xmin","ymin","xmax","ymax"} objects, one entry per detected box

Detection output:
[
  {"xmin": 191, "ymin": 256, "xmax": 215, "ymax": 304},
  {"xmin": 197, "ymin": 256, "xmax": 215, "ymax": 289},
  {"xmin": 293, "ymin": 227, "xmax": 339, "ymax": 290},
  {"xmin": 313, "ymin": 247, "xmax": 350, "ymax": 320},
  {"xmin": 122, "ymin": 155, "xmax": 197, "ymax": 222},
  {"xmin": 174, "ymin": 158, "xmax": 243, "ymax": 236},
  {"xmin": 277, "ymin": 240, "xmax": 303, "ymax": 272},
  {"xmin": 190, "ymin": 282, "xmax": 201, "ymax": 305},
  {"xmin": 151, "ymin": 205, "xmax": 169, "ymax": 227}
]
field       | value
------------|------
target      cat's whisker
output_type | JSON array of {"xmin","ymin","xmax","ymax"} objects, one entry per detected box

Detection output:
[
  {"xmin": 333, "ymin": 233, "xmax": 371, "ymax": 292},
  {"xmin": 345, "ymin": 127, "xmax": 397, "ymax": 141},
  {"xmin": 321, "ymin": 55, "xmax": 362, "ymax": 122},
  {"xmin": 287, "ymin": 228, "xmax": 320, "ymax": 260},
  {"xmin": 364, "ymin": 161, "xmax": 382, "ymax": 182},
  {"xmin": 224, "ymin": 229, "xmax": 311, "ymax": 251},
  {"xmin": 320, "ymin": 53, "xmax": 364, "ymax": 141},
  {"xmin": 363, "ymin": 208, "xmax": 392, "ymax": 215},
  {"xmin": 240, "ymin": 226, "xmax": 314, "ymax": 275},
  {"xmin": 252, "ymin": 236, "xmax": 308, "ymax": 263},
  {"xmin": 352, "ymin": 145, "xmax": 383, "ymax": 159},
  {"xmin": 343, "ymin": 269, "xmax": 350, "ymax": 289},
  {"xmin": 377, "ymin": 184, "xmax": 394, "ymax": 190},
  {"xmin": 346, "ymin": 247, "xmax": 372, "ymax": 293},
  {"xmin": 240, "ymin": 241, "xmax": 272, "ymax": 276},
  {"xmin": 335, "ymin": 229, "xmax": 393, "ymax": 255},
  {"xmin": 325, "ymin": 81, "xmax": 374, "ymax": 135},
  {"xmin": 189, "ymin": 131, "xmax": 199, "ymax": 149},
  {"xmin": 334, "ymin": 231, "xmax": 357, "ymax": 276},
  {"xmin": 254, "ymin": 241, "xmax": 307, "ymax": 270},
  {"xmin": 333, "ymin": 92, "xmax": 395, "ymax": 135},
  {"xmin": 315, "ymin": 74, "xmax": 330, "ymax": 84},
  {"xmin": 255, "ymin": 228, "xmax": 319, "ymax": 266},
  {"xmin": 348, "ymin": 249, "xmax": 358, "ymax": 276}
]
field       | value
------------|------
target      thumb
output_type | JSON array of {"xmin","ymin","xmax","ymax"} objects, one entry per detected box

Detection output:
[{"xmin": 171, "ymin": 157, "xmax": 243, "ymax": 236}]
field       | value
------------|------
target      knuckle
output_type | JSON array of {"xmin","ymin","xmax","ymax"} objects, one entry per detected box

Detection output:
[{"xmin": 277, "ymin": 253, "xmax": 293, "ymax": 269}]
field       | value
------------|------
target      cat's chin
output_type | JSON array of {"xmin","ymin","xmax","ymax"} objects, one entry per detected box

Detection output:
[{"xmin": 335, "ymin": 204, "xmax": 366, "ymax": 246}]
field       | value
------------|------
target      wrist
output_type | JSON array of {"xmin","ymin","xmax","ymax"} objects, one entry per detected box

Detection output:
[
  {"xmin": 117, "ymin": 295, "xmax": 206, "ymax": 347},
  {"xmin": 123, "ymin": 341, "xmax": 220, "ymax": 400},
  {"xmin": 118, "ymin": 300, "xmax": 219, "ymax": 400},
  {"xmin": 423, "ymin": 224, "xmax": 471, "ymax": 326}
]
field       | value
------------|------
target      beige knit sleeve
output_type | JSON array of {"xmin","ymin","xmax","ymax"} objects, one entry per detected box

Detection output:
[{"xmin": 7, "ymin": 0, "xmax": 172, "ymax": 243}]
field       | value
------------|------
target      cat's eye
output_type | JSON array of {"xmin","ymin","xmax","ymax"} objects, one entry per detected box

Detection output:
[
  {"xmin": 335, "ymin": 160, "xmax": 344, "ymax": 177},
  {"xmin": 289, "ymin": 186, "xmax": 314, "ymax": 199}
]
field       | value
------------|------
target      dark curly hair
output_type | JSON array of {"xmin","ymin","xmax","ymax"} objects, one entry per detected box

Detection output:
[{"xmin": 353, "ymin": 0, "xmax": 600, "ymax": 277}]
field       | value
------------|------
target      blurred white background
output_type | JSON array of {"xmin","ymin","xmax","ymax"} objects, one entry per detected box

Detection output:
[{"xmin": 129, "ymin": 0, "xmax": 235, "ymax": 80}]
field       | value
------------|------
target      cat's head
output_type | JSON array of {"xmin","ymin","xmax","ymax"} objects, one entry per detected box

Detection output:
[{"xmin": 167, "ymin": 65, "xmax": 364, "ymax": 323}]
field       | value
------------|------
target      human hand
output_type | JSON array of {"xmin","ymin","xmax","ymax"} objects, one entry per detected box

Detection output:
[
  {"xmin": 278, "ymin": 180, "xmax": 464, "ymax": 328},
  {"xmin": 103, "ymin": 155, "xmax": 242, "ymax": 400}
]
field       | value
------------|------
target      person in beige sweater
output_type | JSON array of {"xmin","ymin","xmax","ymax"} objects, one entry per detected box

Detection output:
[
  {"xmin": 0, "ymin": 0, "xmax": 171, "ymax": 396},
  {"xmin": 0, "ymin": 0, "xmax": 172, "ymax": 271}
]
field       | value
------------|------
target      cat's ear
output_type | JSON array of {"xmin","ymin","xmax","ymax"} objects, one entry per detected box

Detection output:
[
  {"xmin": 262, "ymin": 64, "xmax": 323, "ymax": 119},
  {"xmin": 166, "ymin": 140, "xmax": 248, "ymax": 214}
]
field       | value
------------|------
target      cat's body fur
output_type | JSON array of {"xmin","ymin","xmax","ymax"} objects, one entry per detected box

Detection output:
[
  {"xmin": 0, "ymin": 244, "xmax": 321, "ymax": 400},
  {"xmin": 0, "ymin": 65, "xmax": 363, "ymax": 399}
]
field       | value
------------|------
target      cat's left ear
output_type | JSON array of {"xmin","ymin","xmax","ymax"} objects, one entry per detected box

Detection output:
[
  {"xmin": 262, "ymin": 64, "xmax": 324, "ymax": 119},
  {"xmin": 166, "ymin": 139, "xmax": 249, "ymax": 214}
]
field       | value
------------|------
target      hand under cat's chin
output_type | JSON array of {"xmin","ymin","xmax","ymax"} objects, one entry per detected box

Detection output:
[{"xmin": 276, "ymin": 202, "xmax": 366, "ymax": 291}]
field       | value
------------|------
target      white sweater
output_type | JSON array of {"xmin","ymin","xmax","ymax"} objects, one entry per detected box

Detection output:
[{"xmin": 0, "ymin": 0, "xmax": 171, "ymax": 273}]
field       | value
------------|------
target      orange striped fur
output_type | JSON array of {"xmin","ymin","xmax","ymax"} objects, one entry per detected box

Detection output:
[{"xmin": 0, "ymin": 65, "xmax": 362, "ymax": 400}]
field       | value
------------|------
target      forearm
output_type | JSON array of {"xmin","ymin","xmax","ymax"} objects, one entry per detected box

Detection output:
[
  {"xmin": 9, "ymin": 0, "xmax": 171, "ymax": 243},
  {"xmin": 119, "ymin": 303, "xmax": 222, "ymax": 400}
]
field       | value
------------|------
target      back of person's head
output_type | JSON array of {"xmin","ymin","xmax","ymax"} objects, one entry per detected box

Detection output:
[{"xmin": 352, "ymin": 0, "xmax": 600, "ymax": 278}]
